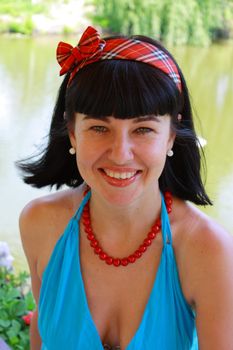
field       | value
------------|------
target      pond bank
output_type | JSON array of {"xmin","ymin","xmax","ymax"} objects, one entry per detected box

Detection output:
[{"xmin": 0, "ymin": 0, "xmax": 91, "ymax": 35}]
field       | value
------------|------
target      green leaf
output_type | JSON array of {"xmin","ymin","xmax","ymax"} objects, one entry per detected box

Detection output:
[
  {"xmin": 25, "ymin": 291, "xmax": 36, "ymax": 310},
  {"xmin": 15, "ymin": 345, "xmax": 25, "ymax": 350},
  {"xmin": 0, "ymin": 310, "xmax": 9, "ymax": 319},
  {"xmin": 7, "ymin": 326, "xmax": 17, "ymax": 339},
  {"xmin": 18, "ymin": 330, "xmax": 30, "ymax": 350},
  {"xmin": 0, "ymin": 288, "xmax": 6, "ymax": 299},
  {"xmin": 11, "ymin": 319, "xmax": 22, "ymax": 333},
  {"xmin": 0, "ymin": 267, "xmax": 33, "ymax": 348},
  {"xmin": 7, "ymin": 327, "xmax": 20, "ymax": 343},
  {"xmin": 0, "ymin": 318, "xmax": 11, "ymax": 328},
  {"xmin": 10, "ymin": 300, "xmax": 27, "ymax": 316},
  {"xmin": 8, "ymin": 334, "xmax": 20, "ymax": 345},
  {"xmin": 19, "ymin": 329, "xmax": 30, "ymax": 341},
  {"xmin": 6, "ymin": 288, "xmax": 21, "ymax": 300}
]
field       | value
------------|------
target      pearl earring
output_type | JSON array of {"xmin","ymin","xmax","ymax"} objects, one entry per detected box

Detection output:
[
  {"xmin": 69, "ymin": 147, "xmax": 76, "ymax": 155},
  {"xmin": 167, "ymin": 149, "xmax": 174, "ymax": 157}
]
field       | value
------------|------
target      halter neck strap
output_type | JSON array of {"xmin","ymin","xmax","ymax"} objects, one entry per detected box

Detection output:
[
  {"xmin": 161, "ymin": 194, "xmax": 172, "ymax": 245},
  {"xmin": 74, "ymin": 190, "xmax": 172, "ymax": 246},
  {"xmin": 74, "ymin": 190, "xmax": 91, "ymax": 220}
]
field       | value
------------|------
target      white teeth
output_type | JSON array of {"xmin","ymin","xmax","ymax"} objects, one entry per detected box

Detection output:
[{"xmin": 104, "ymin": 169, "xmax": 137, "ymax": 179}]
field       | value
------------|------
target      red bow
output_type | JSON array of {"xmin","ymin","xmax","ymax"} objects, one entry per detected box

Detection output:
[{"xmin": 56, "ymin": 26, "xmax": 105, "ymax": 82}]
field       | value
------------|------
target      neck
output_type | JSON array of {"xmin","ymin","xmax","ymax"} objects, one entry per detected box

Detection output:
[{"xmin": 88, "ymin": 186, "xmax": 162, "ymax": 243}]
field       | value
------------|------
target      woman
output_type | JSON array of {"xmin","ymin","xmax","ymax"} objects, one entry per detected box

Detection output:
[{"xmin": 18, "ymin": 26, "xmax": 233, "ymax": 350}]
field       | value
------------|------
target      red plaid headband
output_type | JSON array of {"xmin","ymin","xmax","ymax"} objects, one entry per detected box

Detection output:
[{"xmin": 57, "ymin": 26, "xmax": 182, "ymax": 92}]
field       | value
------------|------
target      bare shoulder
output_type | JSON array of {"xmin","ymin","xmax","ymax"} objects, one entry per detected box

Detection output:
[
  {"xmin": 19, "ymin": 185, "xmax": 84, "ymax": 241},
  {"xmin": 186, "ymin": 205, "xmax": 233, "ymax": 348},
  {"xmin": 19, "ymin": 186, "xmax": 83, "ymax": 231},
  {"xmin": 172, "ymin": 199, "xmax": 233, "ymax": 304},
  {"xmin": 175, "ymin": 203, "xmax": 233, "ymax": 348},
  {"xmin": 186, "ymin": 205, "xmax": 233, "ymax": 291},
  {"xmin": 180, "ymin": 202, "xmax": 233, "ymax": 267},
  {"xmin": 19, "ymin": 184, "xmax": 85, "ymax": 281},
  {"xmin": 176, "ymin": 201, "xmax": 233, "ymax": 256}
]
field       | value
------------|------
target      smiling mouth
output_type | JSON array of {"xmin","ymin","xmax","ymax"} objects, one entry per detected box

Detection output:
[{"xmin": 99, "ymin": 168, "xmax": 142, "ymax": 180}]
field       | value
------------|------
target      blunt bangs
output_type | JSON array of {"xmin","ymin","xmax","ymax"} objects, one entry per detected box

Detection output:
[{"xmin": 66, "ymin": 59, "xmax": 183, "ymax": 120}]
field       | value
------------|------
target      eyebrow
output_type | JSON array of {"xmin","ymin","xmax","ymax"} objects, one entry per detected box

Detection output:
[
  {"xmin": 82, "ymin": 115, "xmax": 161, "ymax": 123},
  {"xmin": 83, "ymin": 115, "xmax": 111, "ymax": 122},
  {"xmin": 132, "ymin": 115, "xmax": 161, "ymax": 123}
]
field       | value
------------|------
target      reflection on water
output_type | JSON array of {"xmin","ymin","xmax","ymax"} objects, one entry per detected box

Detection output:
[{"xmin": 0, "ymin": 36, "xmax": 232, "ymax": 271}]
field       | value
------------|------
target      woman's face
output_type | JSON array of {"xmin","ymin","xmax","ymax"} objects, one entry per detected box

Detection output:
[{"xmin": 69, "ymin": 113, "xmax": 175, "ymax": 206}]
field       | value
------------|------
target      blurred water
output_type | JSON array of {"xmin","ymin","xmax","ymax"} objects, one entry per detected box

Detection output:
[{"xmin": 0, "ymin": 36, "xmax": 232, "ymax": 271}]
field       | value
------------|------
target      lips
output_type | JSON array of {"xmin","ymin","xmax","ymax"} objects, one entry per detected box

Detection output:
[{"xmin": 98, "ymin": 168, "xmax": 142, "ymax": 187}]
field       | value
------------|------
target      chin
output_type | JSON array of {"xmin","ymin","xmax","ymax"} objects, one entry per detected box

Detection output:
[{"xmin": 96, "ymin": 185, "xmax": 146, "ymax": 207}]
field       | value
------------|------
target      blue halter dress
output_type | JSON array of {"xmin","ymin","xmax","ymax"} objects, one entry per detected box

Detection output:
[{"xmin": 38, "ymin": 191, "xmax": 198, "ymax": 349}]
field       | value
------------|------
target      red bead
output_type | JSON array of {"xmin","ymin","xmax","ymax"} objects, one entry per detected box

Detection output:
[
  {"xmin": 148, "ymin": 231, "xmax": 156, "ymax": 239},
  {"xmin": 94, "ymin": 247, "xmax": 102, "ymax": 254},
  {"xmin": 128, "ymin": 255, "xmax": 136, "ymax": 263},
  {"xmin": 167, "ymin": 206, "xmax": 172, "ymax": 213},
  {"xmin": 85, "ymin": 227, "xmax": 92, "ymax": 234},
  {"xmin": 139, "ymin": 245, "xmax": 147, "ymax": 253},
  {"xmin": 83, "ymin": 218, "xmax": 91, "ymax": 225},
  {"xmin": 81, "ymin": 190, "xmax": 172, "ymax": 267},
  {"xmin": 144, "ymin": 238, "xmax": 152, "ymax": 246},
  {"xmin": 90, "ymin": 239, "xmax": 98, "ymax": 248},
  {"xmin": 87, "ymin": 233, "xmax": 95, "ymax": 240},
  {"xmin": 106, "ymin": 257, "xmax": 113, "ymax": 265},
  {"xmin": 113, "ymin": 259, "xmax": 121, "ymax": 266},
  {"xmin": 83, "ymin": 190, "xmax": 89, "ymax": 196},
  {"xmin": 99, "ymin": 252, "xmax": 107, "ymax": 260},
  {"xmin": 165, "ymin": 198, "xmax": 172, "ymax": 206},
  {"xmin": 151, "ymin": 224, "xmax": 160, "ymax": 233},
  {"xmin": 82, "ymin": 211, "xmax": 89, "ymax": 218},
  {"xmin": 134, "ymin": 250, "xmax": 142, "ymax": 259},
  {"xmin": 121, "ymin": 258, "xmax": 129, "ymax": 266}
]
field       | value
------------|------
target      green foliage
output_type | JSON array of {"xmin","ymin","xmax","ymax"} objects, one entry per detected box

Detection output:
[
  {"xmin": 91, "ymin": 0, "xmax": 233, "ymax": 45},
  {"xmin": 91, "ymin": 0, "xmax": 162, "ymax": 36},
  {"xmin": 63, "ymin": 25, "xmax": 74, "ymax": 35},
  {"xmin": 8, "ymin": 17, "xmax": 34, "ymax": 35},
  {"xmin": 0, "ymin": 0, "xmax": 75, "ymax": 35},
  {"xmin": 0, "ymin": 0, "xmax": 48, "ymax": 17},
  {"xmin": 0, "ymin": 267, "xmax": 36, "ymax": 350},
  {"xmin": 0, "ymin": 0, "xmax": 48, "ymax": 35}
]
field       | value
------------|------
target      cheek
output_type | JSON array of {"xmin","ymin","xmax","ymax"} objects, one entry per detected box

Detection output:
[
  {"xmin": 75, "ymin": 145, "xmax": 93, "ymax": 182},
  {"xmin": 138, "ymin": 140, "xmax": 168, "ymax": 179},
  {"xmin": 139, "ymin": 138, "xmax": 168, "ymax": 162},
  {"xmin": 75, "ymin": 138, "xmax": 103, "ymax": 168}
]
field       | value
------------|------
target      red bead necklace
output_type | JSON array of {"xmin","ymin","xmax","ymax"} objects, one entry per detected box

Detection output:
[{"xmin": 81, "ymin": 190, "xmax": 172, "ymax": 267}]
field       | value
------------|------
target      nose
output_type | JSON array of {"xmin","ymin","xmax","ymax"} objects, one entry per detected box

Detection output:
[{"xmin": 107, "ymin": 132, "xmax": 134, "ymax": 164}]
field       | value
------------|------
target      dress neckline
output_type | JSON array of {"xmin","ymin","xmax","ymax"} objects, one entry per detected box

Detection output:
[{"xmin": 74, "ymin": 191, "xmax": 170, "ymax": 350}]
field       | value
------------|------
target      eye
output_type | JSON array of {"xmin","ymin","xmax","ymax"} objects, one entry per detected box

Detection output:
[
  {"xmin": 134, "ymin": 127, "xmax": 154, "ymax": 134},
  {"xmin": 90, "ymin": 125, "xmax": 108, "ymax": 133}
]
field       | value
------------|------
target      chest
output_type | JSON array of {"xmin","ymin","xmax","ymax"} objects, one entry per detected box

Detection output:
[
  {"xmin": 80, "ymin": 234, "xmax": 163, "ymax": 349},
  {"xmin": 38, "ymin": 215, "xmax": 197, "ymax": 350}
]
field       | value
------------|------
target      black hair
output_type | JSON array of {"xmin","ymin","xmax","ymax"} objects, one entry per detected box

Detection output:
[{"xmin": 16, "ymin": 35, "xmax": 212, "ymax": 206}]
